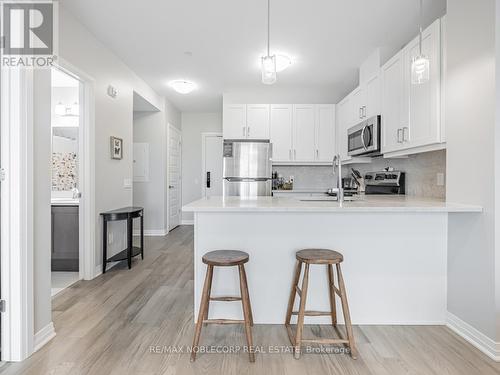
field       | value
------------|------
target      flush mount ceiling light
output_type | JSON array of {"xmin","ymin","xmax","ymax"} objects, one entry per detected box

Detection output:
[
  {"xmin": 168, "ymin": 80, "xmax": 197, "ymax": 94},
  {"xmin": 261, "ymin": 0, "xmax": 276, "ymax": 85},
  {"xmin": 411, "ymin": 0, "xmax": 430, "ymax": 85}
]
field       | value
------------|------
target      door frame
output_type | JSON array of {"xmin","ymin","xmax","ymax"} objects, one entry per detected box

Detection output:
[
  {"xmin": 166, "ymin": 124, "xmax": 182, "ymax": 231},
  {"xmin": 53, "ymin": 59, "xmax": 96, "ymax": 281},
  {"xmin": 200, "ymin": 132, "xmax": 223, "ymax": 198}
]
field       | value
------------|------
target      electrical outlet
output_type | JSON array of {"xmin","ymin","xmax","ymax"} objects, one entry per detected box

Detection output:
[
  {"xmin": 108, "ymin": 232, "xmax": 113, "ymax": 244},
  {"xmin": 436, "ymin": 173, "xmax": 445, "ymax": 186}
]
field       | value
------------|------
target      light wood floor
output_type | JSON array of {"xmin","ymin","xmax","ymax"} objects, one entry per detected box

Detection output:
[{"xmin": 2, "ymin": 225, "xmax": 500, "ymax": 375}]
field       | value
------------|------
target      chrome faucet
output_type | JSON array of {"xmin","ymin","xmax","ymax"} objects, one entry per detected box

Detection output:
[{"xmin": 332, "ymin": 154, "xmax": 344, "ymax": 203}]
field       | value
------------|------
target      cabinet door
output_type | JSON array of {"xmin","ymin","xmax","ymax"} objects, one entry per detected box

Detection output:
[
  {"xmin": 293, "ymin": 105, "xmax": 316, "ymax": 162},
  {"xmin": 350, "ymin": 87, "xmax": 365, "ymax": 122},
  {"xmin": 246, "ymin": 104, "xmax": 270, "ymax": 139},
  {"xmin": 381, "ymin": 52, "xmax": 405, "ymax": 153},
  {"xmin": 365, "ymin": 73, "xmax": 381, "ymax": 118},
  {"xmin": 405, "ymin": 19, "xmax": 441, "ymax": 148},
  {"xmin": 337, "ymin": 97, "xmax": 352, "ymax": 162},
  {"xmin": 223, "ymin": 104, "xmax": 247, "ymax": 139},
  {"xmin": 270, "ymin": 104, "xmax": 293, "ymax": 162},
  {"xmin": 315, "ymin": 104, "xmax": 336, "ymax": 162}
]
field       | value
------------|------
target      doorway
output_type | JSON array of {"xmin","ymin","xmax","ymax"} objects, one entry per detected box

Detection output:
[
  {"xmin": 168, "ymin": 125, "xmax": 182, "ymax": 231},
  {"xmin": 201, "ymin": 133, "xmax": 223, "ymax": 198}
]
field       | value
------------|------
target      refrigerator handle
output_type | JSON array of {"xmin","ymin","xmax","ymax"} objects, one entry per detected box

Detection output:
[{"xmin": 206, "ymin": 171, "xmax": 211, "ymax": 188}]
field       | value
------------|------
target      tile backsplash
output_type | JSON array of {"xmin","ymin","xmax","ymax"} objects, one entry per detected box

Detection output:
[
  {"xmin": 273, "ymin": 150, "xmax": 446, "ymax": 199},
  {"xmin": 52, "ymin": 152, "xmax": 78, "ymax": 191}
]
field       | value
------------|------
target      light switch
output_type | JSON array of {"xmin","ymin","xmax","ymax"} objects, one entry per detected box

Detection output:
[{"xmin": 436, "ymin": 173, "xmax": 445, "ymax": 186}]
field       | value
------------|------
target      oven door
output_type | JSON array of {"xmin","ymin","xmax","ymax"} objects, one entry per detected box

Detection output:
[{"xmin": 347, "ymin": 116, "xmax": 380, "ymax": 156}]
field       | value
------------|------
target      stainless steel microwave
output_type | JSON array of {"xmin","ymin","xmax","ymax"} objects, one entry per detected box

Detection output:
[{"xmin": 347, "ymin": 115, "xmax": 381, "ymax": 156}]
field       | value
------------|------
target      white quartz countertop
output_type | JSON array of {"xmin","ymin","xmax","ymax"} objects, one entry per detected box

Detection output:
[
  {"xmin": 183, "ymin": 196, "xmax": 483, "ymax": 213},
  {"xmin": 272, "ymin": 189, "xmax": 329, "ymax": 194},
  {"xmin": 51, "ymin": 198, "xmax": 80, "ymax": 206}
]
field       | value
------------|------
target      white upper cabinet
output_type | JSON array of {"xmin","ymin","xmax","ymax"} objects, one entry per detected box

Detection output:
[
  {"xmin": 269, "ymin": 104, "xmax": 336, "ymax": 164},
  {"xmin": 381, "ymin": 52, "xmax": 406, "ymax": 153},
  {"xmin": 246, "ymin": 104, "xmax": 270, "ymax": 139},
  {"xmin": 404, "ymin": 19, "xmax": 441, "ymax": 149},
  {"xmin": 337, "ymin": 96, "xmax": 352, "ymax": 162},
  {"xmin": 365, "ymin": 73, "xmax": 381, "ymax": 118},
  {"xmin": 270, "ymin": 104, "xmax": 293, "ymax": 162},
  {"xmin": 315, "ymin": 104, "xmax": 336, "ymax": 162},
  {"xmin": 293, "ymin": 105, "xmax": 316, "ymax": 162},
  {"xmin": 380, "ymin": 17, "xmax": 443, "ymax": 156},
  {"xmin": 223, "ymin": 104, "xmax": 247, "ymax": 139},
  {"xmin": 223, "ymin": 104, "xmax": 270, "ymax": 140}
]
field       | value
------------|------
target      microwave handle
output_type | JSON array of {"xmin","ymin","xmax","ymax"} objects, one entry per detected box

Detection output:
[{"xmin": 361, "ymin": 125, "xmax": 368, "ymax": 150}]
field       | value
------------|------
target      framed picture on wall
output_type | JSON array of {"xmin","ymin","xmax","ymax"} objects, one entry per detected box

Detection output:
[{"xmin": 110, "ymin": 136, "xmax": 123, "ymax": 160}]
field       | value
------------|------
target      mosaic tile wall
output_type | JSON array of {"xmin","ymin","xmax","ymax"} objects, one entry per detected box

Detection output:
[{"xmin": 52, "ymin": 152, "xmax": 78, "ymax": 191}]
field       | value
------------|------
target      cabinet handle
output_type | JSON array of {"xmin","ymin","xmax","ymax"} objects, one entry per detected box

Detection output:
[
  {"xmin": 247, "ymin": 126, "xmax": 250, "ymax": 137},
  {"xmin": 397, "ymin": 128, "xmax": 403, "ymax": 143},
  {"xmin": 294, "ymin": 149, "xmax": 297, "ymax": 159},
  {"xmin": 242, "ymin": 126, "xmax": 246, "ymax": 137},
  {"xmin": 363, "ymin": 106, "xmax": 367, "ymax": 118},
  {"xmin": 403, "ymin": 127, "xmax": 409, "ymax": 142},
  {"xmin": 359, "ymin": 107, "xmax": 363, "ymax": 119},
  {"xmin": 316, "ymin": 149, "xmax": 319, "ymax": 159},
  {"xmin": 289, "ymin": 149, "xmax": 292, "ymax": 160}
]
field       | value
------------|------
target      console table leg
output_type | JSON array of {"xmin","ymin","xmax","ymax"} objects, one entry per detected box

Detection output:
[
  {"xmin": 127, "ymin": 217, "xmax": 132, "ymax": 269},
  {"xmin": 140, "ymin": 214, "xmax": 144, "ymax": 260},
  {"xmin": 102, "ymin": 218, "xmax": 107, "ymax": 274}
]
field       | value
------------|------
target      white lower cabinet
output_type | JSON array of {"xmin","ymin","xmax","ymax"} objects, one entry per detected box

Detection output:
[{"xmin": 270, "ymin": 104, "xmax": 335, "ymax": 164}]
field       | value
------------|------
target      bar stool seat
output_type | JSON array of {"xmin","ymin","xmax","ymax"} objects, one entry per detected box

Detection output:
[
  {"xmin": 202, "ymin": 250, "xmax": 249, "ymax": 266},
  {"xmin": 296, "ymin": 249, "xmax": 343, "ymax": 264},
  {"xmin": 191, "ymin": 250, "xmax": 254, "ymax": 362},
  {"xmin": 285, "ymin": 248, "xmax": 357, "ymax": 360}
]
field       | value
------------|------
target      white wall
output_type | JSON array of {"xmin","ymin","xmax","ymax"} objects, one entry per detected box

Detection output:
[
  {"xmin": 181, "ymin": 113, "xmax": 222, "ymax": 222},
  {"xmin": 133, "ymin": 110, "xmax": 167, "ymax": 234},
  {"xmin": 223, "ymin": 87, "xmax": 337, "ymax": 105},
  {"xmin": 446, "ymin": 0, "xmax": 499, "ymax": 346}
]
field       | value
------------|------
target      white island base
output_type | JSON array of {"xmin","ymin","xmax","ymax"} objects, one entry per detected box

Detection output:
[{"xmin": 185, "ymin": 197, "xmax": 481, "ymax": 325}]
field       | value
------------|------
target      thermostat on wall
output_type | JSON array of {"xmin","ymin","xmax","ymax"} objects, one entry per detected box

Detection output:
[{"xmin": 107, "ymin": 85, "xmax": 117, "ymax": 98}]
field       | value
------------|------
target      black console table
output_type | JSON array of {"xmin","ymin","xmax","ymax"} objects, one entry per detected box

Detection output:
[{"xmin": 100, "ymin": 206, "xmax": 144, "ymax": 274}]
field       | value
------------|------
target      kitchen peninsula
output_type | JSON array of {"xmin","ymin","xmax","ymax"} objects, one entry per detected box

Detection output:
[{"xmin": 183, "ymin": 196, "xmax": 481, "ymax": 325}]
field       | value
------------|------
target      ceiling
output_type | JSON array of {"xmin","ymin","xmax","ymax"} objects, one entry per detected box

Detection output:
[{"xmin": 61, "ymin": 0, "xmax": 446, "ymax": 112}]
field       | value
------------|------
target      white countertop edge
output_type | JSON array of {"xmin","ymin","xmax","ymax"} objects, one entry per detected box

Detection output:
[{"xmin": 183, "ymin": 206, "xmax": 482, "ymax": 213}]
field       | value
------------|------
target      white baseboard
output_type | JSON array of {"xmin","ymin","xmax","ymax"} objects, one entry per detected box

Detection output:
[
  {"xmin": 446, "ymin": 312, "xmax": 500, "ymax": 361},
  {"xmin": 34, "ymin": 322, "xmax": 56, "ymax": 352},
  {"xmin": 133, "ymin": 229, "xmax": 167, "ymax": 236},
  {"xmin": 181, "ymin": 220, "xmax": 194, "ymax": 225},
  {"xmin": 94, "ymin": 261, "xmax": 119, "ymax": 278}
]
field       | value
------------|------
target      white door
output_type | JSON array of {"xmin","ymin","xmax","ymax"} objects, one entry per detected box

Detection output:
[
  {"xmin": 246, "ymin": 104, "xmax": 270, "ymax": 139},
  {"xmin": 315, "ymin": 104, "xmax": 335, "ymax": 162},
  {"xmin": 381, "ymin": 52, "xmax": 405, "ymax": 153},
  {"xmin": 168, "ymin": 126, "xmax": 182, "ymax": 230},
  {"xmin": 405, "ymin": 19, "xmax": 441, "ymax": 148},
  {"xmin": 270, "ymin": 104, "xmax": 293, "ymax": 162},
  {"xmin": 293, "ymin": 105, "xmax": 316, "ymax": 162},
  {"xmin": 223, "ymin": 104, "xmax": 246, "ymax": 139},
  {"xmin": 203, "ymin": 134, "xmax": 223, "ymax": 197}
]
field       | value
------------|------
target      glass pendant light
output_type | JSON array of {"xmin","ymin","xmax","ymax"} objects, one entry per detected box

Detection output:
[
  {"xmin": 261, "ymin": 0, "xmax": 276, "ymax": 85},
  {"xmin": 411, "ymin": 0, "xmax": 430, "ymax": 84}
]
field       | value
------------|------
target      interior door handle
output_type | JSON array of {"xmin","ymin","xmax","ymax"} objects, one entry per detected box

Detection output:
[{"xmin": 206, "ymin": 171, "xmax": 211, "ymax": 188}]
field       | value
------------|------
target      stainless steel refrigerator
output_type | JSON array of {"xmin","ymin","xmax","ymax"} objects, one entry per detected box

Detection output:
[{"xmin": 222, "ymin": 140, "xmax": 272, "ymax": 197}]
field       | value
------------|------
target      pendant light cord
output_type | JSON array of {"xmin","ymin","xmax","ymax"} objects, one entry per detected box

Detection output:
[
  {"xmin": 419, "ymin": 0, "xmax": 423, "ymax": 54},
  {"xmin": 267, "ymin": 0, "xmax": 271, "ymax": 56}
]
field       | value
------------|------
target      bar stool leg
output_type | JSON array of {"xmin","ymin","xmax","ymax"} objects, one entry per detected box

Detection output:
[
  {"xmin": 241, "ymin": 265, "xmax": 253, "ymax": 326},
  {"xmin": 327, "ymin": 264, "xmax": 337, "ymax": 326},
  {"xmin": 239, "ymin": 265, "xmax": 255, "ymax": 362},
  {"xmin": 191, "ymin": 265, "xmax": 213, "ymax": 362},
  {"xmin": 294, "ymin": 263, "xmax": 310, "ymax": 359},
  {"xmin": 336, "ymin": 263, "xmax": 357, "ymax": 359},
  {"xmin": 203, "ymin": 266, "xmax": 213, "ymax": 326},
  {"xmin": 285, "ymin": 260, "xmax": 302, "ymax": 326}
]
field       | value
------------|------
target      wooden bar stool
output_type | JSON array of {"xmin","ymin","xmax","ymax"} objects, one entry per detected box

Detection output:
[
  {"xmin": 191, "ymin": 250, "xmax": 254, "ymax": 362},
  {"xmin": 285, "ymin": 249, "xmax": 357, "ymax": 359}
]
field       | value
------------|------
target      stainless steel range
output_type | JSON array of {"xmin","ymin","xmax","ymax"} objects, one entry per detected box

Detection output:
[{"xmin": 364, "ymin": 171, "xmax": 406, "ymax": 195}]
